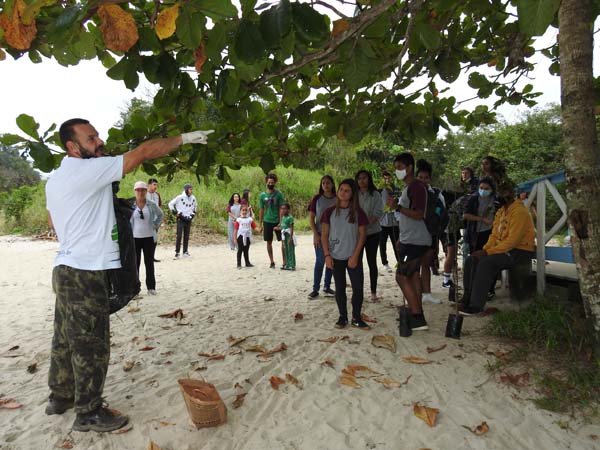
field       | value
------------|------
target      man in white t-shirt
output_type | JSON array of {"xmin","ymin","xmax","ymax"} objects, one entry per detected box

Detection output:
[{"xmin": 45, "ymin": 118, "xmax": 212, "ymax": 433}]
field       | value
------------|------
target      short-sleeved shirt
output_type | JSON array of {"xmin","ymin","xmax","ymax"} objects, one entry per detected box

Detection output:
[
  {"xmin": 228, "ymin": 203, "xmax": 242, "ymax": 219},
  {"xmin": 281, "ymin": 214, "xmax": 294, "ymax": 229},
  {"xmin": 307, "ymin": 194, "xmax": 336, "ymax": 234},
  {"xmin": 258, "ymin": 189, "xmax": 285, "ymax": 224},
  {"xmin": 395, "ymin": 179, "xmax": 431, "ymax": 246},
  {"xmin": 321, "ymin": 206, "xmax": 369, "ymax": 260},
  {"xmin": 46, "ymin": 155, "xmax": 124, "ymax": 270}
]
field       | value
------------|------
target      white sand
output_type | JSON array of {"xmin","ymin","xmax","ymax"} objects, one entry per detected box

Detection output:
[{"xmin": 0, "ymin": 234, "xmax": 598, "ymax": 450}]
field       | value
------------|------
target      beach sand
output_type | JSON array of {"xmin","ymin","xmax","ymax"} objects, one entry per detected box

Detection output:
[{"xmin": 0, "ymin": 234, "xmax": 598, "ymax": 450}]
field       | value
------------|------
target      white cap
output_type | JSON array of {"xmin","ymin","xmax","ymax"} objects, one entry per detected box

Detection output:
[{"xmin": 134, "ymin": 181, "xmax": 148, "ymax": 190}]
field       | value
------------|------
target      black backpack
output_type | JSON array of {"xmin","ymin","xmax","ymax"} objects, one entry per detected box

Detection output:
[
  {"xmin": 107, "ymin": 191, "xmax": 140, "ymax": 314},
  {"xmin": 423, "ymin": 187, "xmax": 448, "ymax": 237}
]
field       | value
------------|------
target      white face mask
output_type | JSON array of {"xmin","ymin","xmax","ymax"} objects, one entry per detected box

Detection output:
[{"xmin": 395, "ymin": 169, "xmax": 407, "ymax": 181}]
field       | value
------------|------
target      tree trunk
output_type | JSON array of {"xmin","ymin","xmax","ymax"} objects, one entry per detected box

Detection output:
[{"xmin": 559, "ymin": 0, "xmax": 600, "ymax": 352}]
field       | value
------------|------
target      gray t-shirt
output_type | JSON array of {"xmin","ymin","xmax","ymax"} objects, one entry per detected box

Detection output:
[
  {"xmin": 321, "ymin": 206, "xmax": 369, "ymax": 260},
  {"xmin": 394, "ymin": 180, "xmax": 431, "ymax": 246},
  {"xmin": 358, "ymin": 190, "xmax": 384, "ymax": 236},
  {"xmin": 308, "ymin": 194, "xmax": 337, "ymax": 234}
]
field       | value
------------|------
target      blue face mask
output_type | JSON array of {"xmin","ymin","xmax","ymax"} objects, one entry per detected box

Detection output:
[{"xmin": 479, "ymin": 189, "xmax": 492, "ymax": 197}]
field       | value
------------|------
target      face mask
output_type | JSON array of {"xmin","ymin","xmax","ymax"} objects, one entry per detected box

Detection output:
[
  {"xmin": 479, "ymin": 189, "xmax": 492, "ymax": 197},
  {"xmin": 395, "ymin": 169, "xmax": 406, "ymax": 181},
  {"xmin": 267, "ymin": 184, "xmax": 275, "ymax": 190}
]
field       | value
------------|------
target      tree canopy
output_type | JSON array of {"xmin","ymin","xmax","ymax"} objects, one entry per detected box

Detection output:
[{"xmin": 0, "ymin": 0, "xmax": 574, "ymax": 180}]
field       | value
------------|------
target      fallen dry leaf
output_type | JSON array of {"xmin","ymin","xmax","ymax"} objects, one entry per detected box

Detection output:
[
  {"xmin": 57, "ymin": 440, "xmax": 74, "ymax": 449},
  {"xmin": 371, "ymin": 335, "xmax": 396, "ymax": 353},
  {"xmin": 322, "ymin": 359, "xmax": 334, "ymax": 368},
  {"xmin": 340, "ymin": 373, "xmax": 361, "ymax": 388},
  {"xmin": 158, "ymin": 421, "xmax": 175, "ymax": 427},
  {"xmin": 462, "ymin": 421, "xmax": 490, "ymax": 435},
  {"xmin": 486, "ymin": 350, "xmax": 511, "ymax": 361},
  {"xmin": 158, "ymin": 309, "xmax": 185, "ymax": 320},
  {"xmin": 342, "ymin": 365, "xmax": 382, "ymax": 378},
  {"xmin": 229, "ymin": 348, "xmax": 242, "ymax": 356},
  {"xmin": 111, "ymin": 424, "xmax": 133, "ymax": 434},
  {"xmin": 258, "ymin": 343, "xmax": 287, "ymax": 358},
  {"xmin": 317, "ymin": 335, "xmax": 349, "ymax": 343},
  {"xmin": 139, "ymin": 346, "xmax": 156, "ymax": 352},
  {"xmin": 27, "ymin": 362, "xmax": 37, "ymax": 373},
  {"xmin": 413, "ymin": 402, "xmax": 439, "ymax": 427},
  {"xmin": 500, "ymin": 372, "xmax": 529, "ymax": 387},
  {"xmin": 160, "ymin": 351, "xmax": 175, "ymax": 357},
  {"xmin": 155, "ymin": 4, "xmax": 179, "ymax": 40},
  {"xmin": 198, "ymin": 352, "xmax": 225, "ymax": 361},
  {"xmin": 285, "ymin": 373, "xmax": 302, "ymax": 389},
  {"xmin": 128, "ymin": 306, "xmax": 140, "ymax": 313},
  {"xmin": 373, "ymin": 377, "xmax": 402, "ymax": 389},
  {"xmin": 206, "ymin": 315, "xmax": 214, "ymax": 323},
  {"xmin": 361, "ymin": 313, "xmax": 377, "ymax": 323},
  {"xmin": 122, "ymin": 360, "xmax": 135, "ymax": 371},
  {"xmin": 97, "ymin": 4, "xmax": 139, "ymax": 53},
  {"xmin": 232, "ymin": 393, "xmax": 247, "ymax": 409},
  {"xmin": 590, "ymin": 434, "xmax": 599, "ymax": 440},
  {"xmin": 0, "ymin": 0, "xmax": 37, "ymax": 50},
  {"xmin": 228, "ymin": 335, "xmax": 248, "ymax": 347},
  {"xmin": 402, "ymin": 356, "xmax": 433, "ymax": 365},
  {"xmin": 148, "ymin": 441, "xmax": 161, "ymax": 450},
  {"xmin": 270, "ymin": 375, "xmax": 285, "ymax": 390},
  {"xmin": 426, "ymin": 344, "xmax": 447, "ymax": 354},
  {"xmin": 294, "ymin": 312, "xmax": 304, "ymax": 322},
  {"xmin": 241, "ymin": 344, "xmax": 267, "ymax": 353},
  {"xmin": 0, "ymin": 398, "xmax": 23, "ymax": 409},
  {"xmin": 234, "ymin": 382, "xmax": 243, "ymax": 389}
]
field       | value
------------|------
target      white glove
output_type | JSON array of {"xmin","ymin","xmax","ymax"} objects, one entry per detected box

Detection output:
[{"xmin": 181, "ymin": 129, "xmax": 214, "ymax": 145}]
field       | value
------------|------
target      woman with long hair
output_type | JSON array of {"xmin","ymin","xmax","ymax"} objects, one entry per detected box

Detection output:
[{"xmin": 227, "ymin": 192, "xmax": 242, "ymax": 250}]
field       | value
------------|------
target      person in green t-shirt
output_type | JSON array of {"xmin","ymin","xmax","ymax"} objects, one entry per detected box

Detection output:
[
  {"xmin": 275, "ymin": 203, "xmax": 296, "ymax": 270},
  {"xmin": 258, "ymin": 173, "xmax": 286, "ymax": 268}
]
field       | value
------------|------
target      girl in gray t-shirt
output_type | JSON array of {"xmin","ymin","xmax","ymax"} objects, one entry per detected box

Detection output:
[{"xmin": 321, "ymin": 179, "xmax": 369, "ymax": 329}]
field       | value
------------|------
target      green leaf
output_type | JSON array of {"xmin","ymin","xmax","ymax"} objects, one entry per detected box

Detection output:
[
  {"xmin": 516, "ymin": 0, "xmax": 560, "ymax": 36},
  {"xmin": 435, "ymin": 54, "xmax": 461, "ymax": 83},
  {"xmin": 52, "ymin": 5, "xmax": 81, "ymax": 31},
  {"xmin": 216, "ymin": 164, "xmax": 231, "ymax": 182},
  {"xmin": 0, "ymin": 134, "xmax": 26, "ymax": 146},
  {"xmin": 28, "ymin": 142, "xmax": 55, "ymax": 172},
  {"xmin": 467, "ymin": 72, "xmax": 488, "ymax": 89},
  {"xmin": 196, "ymin": 0, "xmax": 238, "ymax": 21},
  {"xmin": 292, "ymin": 3, "xmax": 329, "ymax": 47},
  {"xmin": 255, "ymin": 85, "xmax": 277, "ymax": 102},
  {"xmin": 415, "ymin": 22, "xmax": 441, "ymax": 50},
  {"xmin": 234, "ymin": 20, "xmax": 266, "ymax": 63},
  {"xmin": 260, "ymin": 0, "xmax": 292, "ymax": 48},
  {"xmin": 177, "ymin": 4, "xmax": 204, "ymax": 49},
  {"xmin": 16, "ymin": 114, "xmax": 40, "ymax": 140},
  {"xmin": 216, "ymin": 70, "xmax": 241, "ymax": 105},
  {"xmin": 205, "ymin": 21, "xmax": 227, "ymax": 62},
  {"xmin": 259, "ymin": 153, "xmax": 275, "ymax": 173}
]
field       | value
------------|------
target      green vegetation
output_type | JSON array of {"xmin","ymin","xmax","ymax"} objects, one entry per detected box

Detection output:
[{"xmin": 487, "ymin": 296, "xmax": 599, "ymax": 415}]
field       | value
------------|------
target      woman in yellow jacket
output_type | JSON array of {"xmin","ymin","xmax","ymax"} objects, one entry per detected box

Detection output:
[{"xmin": 459, "ymin": 181, "xmax": 535, "ymax": 315}]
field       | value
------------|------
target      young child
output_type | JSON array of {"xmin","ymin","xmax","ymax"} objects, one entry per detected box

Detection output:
[
  {"xmin": 321, "ymin": 179, "xmax": 369, "ymax": 329},
  {"xmin": 277, "ymin": 203, "xmax": 296, "ymax": 270},
  {"xmin": 234, "ymin": 205, "xmax": 256, "ymax": 268}
]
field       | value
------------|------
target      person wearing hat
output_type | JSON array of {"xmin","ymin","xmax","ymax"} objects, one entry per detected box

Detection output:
[
  {"xmin": 45, "ymin": 118, "xmax": 213, "ymax": 432},
  {"xmin": 168, "ymin": 183, "xmax": 197, "ymax": 258},
  {"xmin": 131, "ymin": 181, "xmax": 164, "ymax": 295}
]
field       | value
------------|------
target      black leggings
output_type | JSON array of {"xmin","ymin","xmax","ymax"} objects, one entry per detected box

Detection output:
[
  {"xmin": 379, "ymin": 225, "xmax": 399, "ymax": 265},
  {"xmin": 332, "ymin": 258, "xmax": 364, "ymax": 321},
  {"xmin": 175, "ymin": 218, "xmax": 191, "ymax": 253},
  {"xmin": 236, "ymin": 235, "xmax": 251, "ymax": 266},
  {"xmin": 134, "ymin": 237, "xmax": 156, "ymax": 290},
  {"xmin": 363, "ymin": 232, "xmax": 380, "ymax": 294}
]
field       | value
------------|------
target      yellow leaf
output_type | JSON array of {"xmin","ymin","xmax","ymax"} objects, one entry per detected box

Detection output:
[
  {"xmin": 331, "ymin": 18, "xmax": 349, "ymax": 38},
  {"xmin": 242, "ymin": 344, "xmax": 267, "ymax": 353},
  {"xmin": 0, "ymin": 0, "xmax": 37, "ymax": 50},
  {"xmin": 373, "ymin": 377, "xmax": 402, "ymax": 389},
  {"xmin": 232, "ymin": 393, "xmax": 247, "ymax": 409},
  {"xmin": 194, "ymin": 43, "xmax": 207, "ymax": 73},
  {"xmin": 97, "ymin": 4, "xmax": 139, "ymax": 53},
  {"xmin": 340, "ymin": 373, "xmax": 361, "ymax": 388},
  {"xmin": 371, "ymin": 335, "xmax": 396, "ymax": 353},
  {"xmin": 401, "ymin": 356, "xmax": 434, "ymax": 365},
  {"xmin": 413, "ymin": 402, "xmax": 439, "ymax": 427},
  {"xmin": 155, "ymin": 4, "xmax": 179, "ymax": 40},
  {"xmin": 342, "ymin": 365, "xmax": 382, "ymax": 378},
  {"xmin": 0, "ymin": 49, "xmax": 5, "ymax": 61}
]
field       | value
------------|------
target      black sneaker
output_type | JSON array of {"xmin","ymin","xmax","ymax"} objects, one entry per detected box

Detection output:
[
  {"xmin": 270, "ymin": 262, "xmax": 276, "ymax": 269},
  {"xmin": 246, "ymin": 263, "xmax": 254, "ymax": 267},
  {"xmin": 487, "ymin": 290, "xmax": 496, "ymax": 301},
  {"xmin": 323, "ymin": 288, "xmax": 335, "ymax": 297},
  {"xmin": 442, "ymin": 279, "xmax": 454, "ymax": 289},
  {"xmin": 459, "ymin": 306, "xmax": 483, "ymax": 316},
  {"xmin": 308, "ymin": 291, "xmax": 319, "ymax": 299},
  {"xmin": 351, "ymin": 318, "xmax": 370, "ymax": 330},
  {"xmin": 72, "ymin": 406, "xmax": 129, "ymax": 433},
  {"xmin": 335, "ymin": 317, "xmax": 348, "ymax": 329},
  {"xmin": 409, "ymin": 313, "xmax": 429, "ymax": 331},
  {"xmin": 45, "ymin": 396, "xmax": 74, "ymax": 415}
]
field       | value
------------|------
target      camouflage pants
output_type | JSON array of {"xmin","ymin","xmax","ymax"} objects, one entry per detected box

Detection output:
[{"xmin": 49, "ymin": 266, "xmax": 110, "ymax": 414}]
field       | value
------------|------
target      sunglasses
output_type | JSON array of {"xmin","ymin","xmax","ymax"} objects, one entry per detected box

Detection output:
[{"xmin": 138, "ymin": 209, "xmax": 144, "ymax": 219}]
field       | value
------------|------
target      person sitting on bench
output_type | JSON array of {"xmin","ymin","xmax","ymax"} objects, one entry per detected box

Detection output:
[{"xmin": 459, "ymin": 181, "xmax": 535, "ymax": 315}]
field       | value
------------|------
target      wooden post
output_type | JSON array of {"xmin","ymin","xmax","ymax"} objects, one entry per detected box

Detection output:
[{"xmin": 536, "ymin": 180, "xmax": 546, "ymax": 295}]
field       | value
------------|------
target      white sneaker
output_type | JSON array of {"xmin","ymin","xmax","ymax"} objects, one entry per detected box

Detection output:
[
  {"xmin": 148, "ymin": 289, "xmax": 157, "ymax": 296},
  {"xmin": 422, "ymin": 293, "xmax": 442, "ymax": 304},
  {"xmin": 183, "ymin": 252, "xmax": 191, "ymax": 258},
  {"xmin": 383, "ymin": 264, "xmax": 393, "ymax": 273}
]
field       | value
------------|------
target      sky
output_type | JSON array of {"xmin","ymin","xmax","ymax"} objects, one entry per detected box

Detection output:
[{"xmin": 0, "ymin": 16, "xmax": 594, "ymax": 144}]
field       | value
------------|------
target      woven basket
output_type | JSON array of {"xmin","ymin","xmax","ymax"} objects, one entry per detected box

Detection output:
[{"xmin": 178, "ymin": 379, "xmax": 227, "ymax": 428}]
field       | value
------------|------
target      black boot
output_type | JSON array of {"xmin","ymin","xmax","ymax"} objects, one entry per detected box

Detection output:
[
  {"xmin": 72, "ymin": 406, "xmax": 129, "ymax": 432},
  {"xmin": 45, "ymin": 396, "xmax": 74, "ymax": 415}
]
